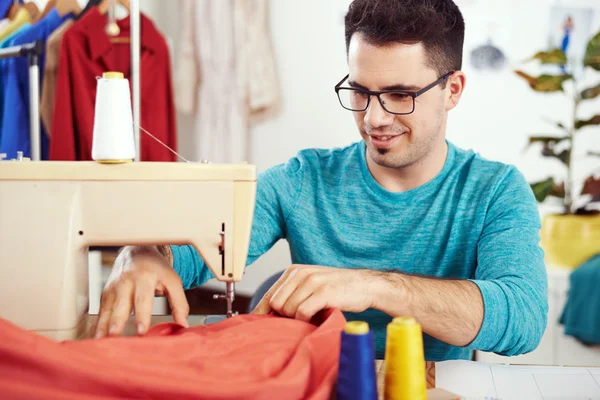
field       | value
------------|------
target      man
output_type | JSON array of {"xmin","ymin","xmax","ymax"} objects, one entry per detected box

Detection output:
[{"xmin": 95, "ymin": 0, "xmax": 548, "ymax": 361}]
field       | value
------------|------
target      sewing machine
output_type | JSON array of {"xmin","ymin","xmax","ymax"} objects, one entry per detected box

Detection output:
[{"xmin": 0, "ymin": 156, "xmax": 256, "ymax": 340}]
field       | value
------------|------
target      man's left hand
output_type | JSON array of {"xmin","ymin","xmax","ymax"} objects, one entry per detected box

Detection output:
[{"xmin": 251, "ymin": 265, "xmax": 378, "ymax": 321}]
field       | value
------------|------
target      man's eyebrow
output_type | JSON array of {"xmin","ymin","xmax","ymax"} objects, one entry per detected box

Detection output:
[
  {"xmin": 381, "ymin": 83, "xmax": 421, "ymax": 91},
  {"xmin": 347, "ymin": 80, "xmax": 421, "ymax": 91},
  {"xmin": 348, "ymin": 80, "xmax": 369, "ymax": 90}
]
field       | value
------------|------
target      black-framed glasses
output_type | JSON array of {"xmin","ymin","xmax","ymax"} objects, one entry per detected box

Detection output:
[{"xmin": 334, "ymin": 71, "xmax": 454, "ymax": 115}]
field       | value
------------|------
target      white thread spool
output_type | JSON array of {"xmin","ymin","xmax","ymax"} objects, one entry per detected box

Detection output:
[{"xmin": 92, "ymin": 72, "xmax": 135, "ymax": 163}]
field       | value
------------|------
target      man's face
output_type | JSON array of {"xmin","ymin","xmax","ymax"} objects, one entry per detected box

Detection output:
[{"xmin": 347, "ymin": 33, "xmax": 451, "ymax": 169}]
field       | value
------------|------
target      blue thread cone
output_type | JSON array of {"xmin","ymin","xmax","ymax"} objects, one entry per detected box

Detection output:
[{"xmin": 336, "ymin": 321, "xmax": 378, "ymax": 400}]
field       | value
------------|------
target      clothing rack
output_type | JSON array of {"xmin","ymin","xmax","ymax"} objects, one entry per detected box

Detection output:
[
  {"xmin": 0, "ymin": 2, "xmax": 140, "ymax": 162},
  {"xmin": 130, "ymin": 0, "xmax": 140, "ymax": 161},
  {"xmin": 0, "ymin": 40, "xmax": 44, "ymax": 161}
]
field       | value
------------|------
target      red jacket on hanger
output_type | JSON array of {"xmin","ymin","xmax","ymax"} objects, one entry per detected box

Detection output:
[
  {"xmin": 0, "ymin": 309, "xmax": 346, "ymax": 399},
  {"xmin": 49, "ymin": 7, "xmax": 177, "ymax": 161}
]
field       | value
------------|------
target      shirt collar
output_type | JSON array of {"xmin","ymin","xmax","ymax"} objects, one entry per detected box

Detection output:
[{"xmin": 76, "ymin": 7, "xmax": 162, "ymax": 61}]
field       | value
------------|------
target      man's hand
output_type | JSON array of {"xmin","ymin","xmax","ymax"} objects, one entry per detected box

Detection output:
[
  {"xmin": 252, "ymin": 265, "xmax": 378, "ymax": 321},
  {"xmin": 94, "ymin": 246, "xmax": 190, "ymax": 339},
  {"xmin": 251, "ymin": 264, "xmax": 484, "ymax": 347}
]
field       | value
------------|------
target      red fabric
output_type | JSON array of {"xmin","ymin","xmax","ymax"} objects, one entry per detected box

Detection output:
[
  {"xmin": 0, "ymin": 309, "xmax": 346, "ymax": 400},
  {"xmin": 49, "ymin": 8, "xmax": 177, "ymax": 161}
]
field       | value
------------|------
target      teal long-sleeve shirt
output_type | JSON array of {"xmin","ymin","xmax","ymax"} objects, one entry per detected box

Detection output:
[{"xmin": 171, "ymin": 140, "xmax": 548, "ymax": 360}]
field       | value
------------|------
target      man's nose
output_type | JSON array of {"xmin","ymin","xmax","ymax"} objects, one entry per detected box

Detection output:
[{"xmin": 364, "ymin": 96, "xmax": 394, "ymax": 128}]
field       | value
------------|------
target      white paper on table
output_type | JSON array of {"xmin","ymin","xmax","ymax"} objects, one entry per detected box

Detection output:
[{"xmin": 435, "ymin": 360, "xmax": 600, "ymax": 400}]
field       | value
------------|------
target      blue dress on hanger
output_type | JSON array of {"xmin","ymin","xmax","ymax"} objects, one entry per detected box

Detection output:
[
  {"xmin": 0, "ymin": 9, "xmax": 72, "ymax": 160},
  {"xmin": 0, "ymin": 23, "xmax": 30, "ymax": 150}
]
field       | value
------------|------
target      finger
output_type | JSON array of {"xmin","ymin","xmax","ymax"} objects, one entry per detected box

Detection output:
[
  {"xmin": 133, "ymin": 275, "xmax": 156, "ymax": 335},
  {"xmin": 108, "ymin": 279, "xmax": 135, "ymax": 336},
  {"xmin": 281, "ymin": 276, "xmax": 320, "ymax": 318},
  {"xmin": 95, "ymin": 289, "xmax": 116, "ymax": 339},
  {"xmin": 252, "ymin": 280, "xmax": 285, "ymax": 315},
  {"xmin": 251, "ymin": 267, "xmax": 297, "ymax": 315},
  {"xmin": 163, "ymin": 275, "xmax": 190, "ymax": 328},
  {"xmin": 294, "ymin": 289, "xmax": 329, "ymax": 322},
  {"xmin": 251, "ymin": 296, "xmax": 272, "ymax": 315},
  {"xmin": 270, "ymin": 268, "xmax": 318, "ymax": 316}
]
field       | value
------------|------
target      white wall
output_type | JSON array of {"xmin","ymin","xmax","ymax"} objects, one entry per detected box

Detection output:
[{"xmin": 31, "ymin": 0, "xmax": 600, "ymax": 295}]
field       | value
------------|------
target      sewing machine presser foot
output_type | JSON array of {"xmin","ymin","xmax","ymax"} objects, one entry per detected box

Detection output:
[{"xmin": 213, "ymin": 281, "xmax": 238, "ymax": 318}]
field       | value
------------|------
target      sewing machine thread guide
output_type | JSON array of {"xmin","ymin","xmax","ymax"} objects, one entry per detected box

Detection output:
[
  {"xmin": 214, "ymin": 222, "xmax": 236, "ymax": 317},
  {"xmin": 220, "ymin": 223, "xmax": 225, "ymax": 276}
]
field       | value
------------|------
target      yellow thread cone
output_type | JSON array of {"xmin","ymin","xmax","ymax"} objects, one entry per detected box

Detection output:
[
  {"xmin": 384, "ymin": 317, "xmax": 427, "ymax": 400},
  {"xmin": 103, "ymin": 71, "xmax": 124, "ymax": 79}
]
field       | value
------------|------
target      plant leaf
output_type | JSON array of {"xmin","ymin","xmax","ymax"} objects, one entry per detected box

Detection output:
[
  {"xmin": 531, "ymin": 49, "xmax": 567, "ymax": 65},
  {"xmin": 549, "ymin": 182, "xmax": 566, "ymax": 198},
  {"xmin": 575, "ymin": 114, "xmax": 600, "ymax": 130},
  {"xmin": 574, "ymin": 207, "xmax": 600, "ymax": 215},
  {"xmin": 575, "ymin": 175, "xmax": 600, "ymax": 215},
  {"xmin": 581, "ymin": 83, "xmax": 600, "ymax": 100},
  {"xmin": 530, "ymin": 178, "xmax": 555, "ymax": 202},
  {"xmin": 583, "ymin": 31, "xmax": 600, "ymax": 71},
  {"xmin": 528, "ymin": 135, "xmax": 569, "ymax": 145},
  {"xmin": 514, "ymin": 71, "xmax": 573, "ymax": 92},
  {"xmin": 581, "ymin": 175, "xmax": 600, "ymax": 198},
  {"xmin": 526, "ymin": 136, "xmax": 570, "ymax": 154},
  {"xmin": 541, "ymin": 117, "xmax": 567, "ymax": 130},
  {"xmin": 553, "ymin": 148, "xmax": 570, "ymax": 166}
]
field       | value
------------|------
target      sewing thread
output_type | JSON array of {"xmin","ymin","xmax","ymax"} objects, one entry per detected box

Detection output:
[
  {"xmin": 92, "ymin": 71, "xmax": 190, "ymax": 164},
  {"xmin": 92, "ymin": 72, "xmax": 135, "ymax": 163},
  {"xmin": 384, "ymin": 317, "xmax": 427, "ymax": 400},
  {"xmin": 135, "ymin": 124, "xmax": 190, "ymax": 163},
  {"xmin": 336, "ymin": 321, "xmax": 378, "ymax": 400}
]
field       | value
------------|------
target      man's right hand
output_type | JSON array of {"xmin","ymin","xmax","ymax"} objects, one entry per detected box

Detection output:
[{"xmin": 93, "ymin": 246, "xmax": 190, "ymax": 339}]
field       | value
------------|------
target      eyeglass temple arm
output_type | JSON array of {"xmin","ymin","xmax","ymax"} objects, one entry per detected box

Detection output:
[
  {"xmin": 334, "ymin": 74, "xmax": 350, "ymax": 89},
  {"xmin": 415, "ymin": 71, "xmax": 455, "ymax": 97}
]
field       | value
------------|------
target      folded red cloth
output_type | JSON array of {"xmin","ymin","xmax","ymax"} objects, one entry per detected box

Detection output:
[{"xmin": 0, "ymin": 309, "xmax": 346, "ymax": 400}]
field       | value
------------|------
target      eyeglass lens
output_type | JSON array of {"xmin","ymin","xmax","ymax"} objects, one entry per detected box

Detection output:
[{"xmin": 337, "ymin": 89, "xmax": 414, "ymax": 114}]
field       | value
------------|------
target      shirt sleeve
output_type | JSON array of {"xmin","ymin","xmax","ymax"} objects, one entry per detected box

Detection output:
[
  {"xmin": 467, "ymin": 166, "xmax": 549, "ymax": 356},
  {"xmin": 172, "ymin": 155, "xmax": 306, "ymax": 289}
]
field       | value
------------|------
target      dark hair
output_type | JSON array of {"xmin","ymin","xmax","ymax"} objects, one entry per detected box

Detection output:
[{"xmin": 344, "ymin": 0, "xmax": 465, "ymax": 77}]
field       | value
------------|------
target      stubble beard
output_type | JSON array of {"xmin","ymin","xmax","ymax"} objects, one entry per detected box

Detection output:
[{"xmin": 367, "ymin": 127, "xmax": 441, "ymax": 170}]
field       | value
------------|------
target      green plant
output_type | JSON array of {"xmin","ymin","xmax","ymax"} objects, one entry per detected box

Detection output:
[{"xmin": 514, "ymin": 30, "xmax": 600, "ymax": 215}]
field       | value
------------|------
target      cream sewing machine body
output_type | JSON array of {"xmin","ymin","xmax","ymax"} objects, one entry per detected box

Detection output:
[{"xmin": 0, "ymin": 157, "xmax": 256, "ymax": 340}]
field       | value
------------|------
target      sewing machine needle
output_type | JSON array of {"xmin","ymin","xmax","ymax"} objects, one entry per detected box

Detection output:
[{"xmin": 226, "ymin": 282, "xmax": 237, "ymax": 318}]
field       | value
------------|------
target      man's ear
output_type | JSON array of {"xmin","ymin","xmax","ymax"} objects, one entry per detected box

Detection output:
[{"xmin": 445, "ymin": 71, "xmax": 466, "ymax": 112}]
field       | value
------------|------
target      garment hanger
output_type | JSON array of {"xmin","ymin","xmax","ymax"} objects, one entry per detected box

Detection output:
[
  {"xmin": 5, "ymin": 0, "xmax": 24, "ymax": 20},
  {"xmin": 97, "ymin": 0, "xmax": 130, "ymax": 42},
  {"xmin": 74, "ymin": 0, "xmax": 102, "ymax": 21},
  {"xmin": 54, "ymin": 0, "xmax": 82, "ymax": 17},
  {"xmin": 35, "ymin": 0, "xmax": 56, "ymax": 21},
  {"xmin": 22, "ymin": 1, "xmax": 40, "ymax": 20},
  {"xmin": 34, "ymin": 0, "xmax": 81, "ymax": 22}
]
